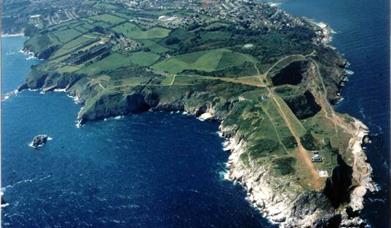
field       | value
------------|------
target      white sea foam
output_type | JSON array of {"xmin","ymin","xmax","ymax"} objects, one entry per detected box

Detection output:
[
  {"xmin": 2, "ymin": 95, "xmax": 10, "ymax": 101},
  {"xmin": 2, "ymin": 90, "xmax": 19, "ymax": 101},
  {"xmin": 114, "ymin": 115, "xmax": 124, "ymax": 120},
  {"xmin": 2, "ymin": 33, "xmax": 24, "ymax": 37},
  {"xmin": 66, "ymin": 94, "xmax": 80, "ymax": 104},
  {"xmin": 28, "ymin": 141, "xmax": 46, "ymax": 148},
  {"xmin": 2, "ymin": 175, "xmax": 51, "ymax": 191},
  {"xmin": 76, "ymin": 120, "xmax": 83, "ymax": 128},
  {"xmin": 26, "ymin": 55, "xmax": 37, "ymax": 60},
  {"xmin": 216, "ymin": 131, "xmax": 224, "ymax": 138},
  {"xmin": 346, "ymin": 70, "xmax": 354, "ymax": 75},
  {"xmin": 54, "ymin": 88, "xmax": 67, "ymax": 92},
  {"xmin": 268, "ymin": 2, "xmax": 281, "ymax": 7}
]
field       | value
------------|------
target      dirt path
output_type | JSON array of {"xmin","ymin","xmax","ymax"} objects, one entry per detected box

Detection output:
[
  {"xmin": 249, "ymin": 54, "xmax": 325, "ymax": 190},
  {"xmin": 310, "ymin": 59, "xmax": 355, "ymax": 135},
  {"xmin": 169, "ymin": 74, "xmax": 176, "ymax": 86},
  {"xmin": 268, "ymin": 87, "xmax": 323, "ymax": 190}
]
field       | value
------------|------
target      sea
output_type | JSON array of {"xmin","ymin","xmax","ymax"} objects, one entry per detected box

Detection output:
[
  {"xmin": 279, "ymin": 1, "xmax": 389, "ymax": 227},
  {"xmin": 1, "ymin": 38, "xmax": 273, "ymax": 227},
  {"xmin": 1, "ymin": 0, "xmax": 389, "ymax": 227}
]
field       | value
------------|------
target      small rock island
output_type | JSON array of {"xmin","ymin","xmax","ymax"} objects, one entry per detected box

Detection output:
[
  {"xmin": 30, "ymin": 134, "xmax": 49, "ymax": 148},
  {"xmin": 14, "ymin": 0, "xmax": 376, "ymax": 226}
]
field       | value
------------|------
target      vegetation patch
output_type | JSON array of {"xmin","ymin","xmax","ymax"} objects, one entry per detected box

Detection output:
[
  {"xmin": 272, "ymin": 157, "xmax": 296, "ymax": 175},
  {"xmin": 113, "ymin": 22, "xmax": 171, "ymax": 39},
  {"xmin": 153, "ymin": 48, "xmax": 256, "ymax": 74},
  {"xmin": 141, "ymin": 40, "xmax": 170, "ymax": 54},
  {"xmin": 89, "ymin": 14, "xmax": 126, "ymax": 25},
  {"xmin": 78, "ymin": 52, "xmax": 132, "ymax": 75},
  {"xmin": 52, "ymin": 28, "xmax": 82, "ymax": 44},
  {"xmin": 129, "ymin": 51, "xmax": 161, "ymax": 66}
]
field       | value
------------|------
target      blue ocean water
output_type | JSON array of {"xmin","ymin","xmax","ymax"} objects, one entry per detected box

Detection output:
[
  {"xmin": 1, "ymin": 36, "xmax": 38, "ymax": 94},
  {"xmin": 2, "ymin": 0, "xmax": 390, "ymax": 225},
  {"xmin": 280, "ymin": 0, "xmax": 390, "ymax": 227},
  {"xmin": 2, "ymin": 37, "xmax": 274, "ymax": 227}
]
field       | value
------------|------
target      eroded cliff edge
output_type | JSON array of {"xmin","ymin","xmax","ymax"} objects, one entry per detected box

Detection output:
[{"xmin": 17, "ymin": 0, "xmax": 376, "ymax": 226}]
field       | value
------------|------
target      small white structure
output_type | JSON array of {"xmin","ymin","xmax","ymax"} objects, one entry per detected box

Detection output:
[
  {"xmin": 318, "ymin": 170, "xmax": 329, "ymax": 178},
  {"xmin": 243, "ymin": 43, "xmax": 254, "ymax": 49},
  {"xmin": 311, "ymin": 154, "xmax": 323, "ymax": 162}
]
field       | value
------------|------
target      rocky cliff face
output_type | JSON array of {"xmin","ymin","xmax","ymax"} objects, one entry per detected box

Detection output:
[
  {"xmin": 17, "ymin": 10, "xmax": 376, "ymax": 226},
  {"xmin": 17, "ymin": 52, "xmax": 376, "ymax": 227},
  {"xmin": 220, "ymin": 118, "xmax": 375, "ymax": 227}
]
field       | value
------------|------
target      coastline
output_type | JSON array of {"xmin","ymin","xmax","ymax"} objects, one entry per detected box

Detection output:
[
  {"xmin": 8, "ymin": 3, "xmax": 378, "ymax": 226},
  {"xmin": 347, "ymin": 119, "xmax": 378, "ymax": 211},
  {"xmin": 192, "ymin": 106, "xmax": 377, "ymax": 226},
  {"xmin": 17, "ymin": 38, "xmax": 377, "ymax": 226},
  {"xmin": 308, "ymin": 16, "xmax": 379, "ymax": 222},
  {"xmin": 220, "ymin": 116, "xmax": 377, "ymax": 226},
  {"xmin": 1, "ymin": 32, "xmax": 25, "ymax": 38}
]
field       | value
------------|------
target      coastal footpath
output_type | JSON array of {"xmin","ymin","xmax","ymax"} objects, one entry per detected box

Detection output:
[{"xmin": 14, "ymin": 0, "xmax": 376, "ymax": 226}]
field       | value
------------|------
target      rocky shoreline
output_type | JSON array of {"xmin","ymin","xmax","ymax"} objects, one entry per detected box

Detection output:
[
  {"xmin": 13, "ymin": 5, "xmax": 377, "ymax": 226},
  {"xmin": 16, "ymin": 57, "xmax": 376, "ymax": 226},
  {"xmin": 16, "ymin": 78, "xmax": 377, "ymax": 226},
  {"xmin": 150, "ymin": 105, "xmax": 377, "ymax": 226},
  {"xmin": 220, "ymin": 115, "xmax": 376, "ymax": 227}
]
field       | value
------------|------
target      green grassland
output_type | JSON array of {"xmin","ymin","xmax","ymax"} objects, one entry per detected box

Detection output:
[
  {"xmin": 50, "ymin": 35, "xmax": 97, "ymax": 59},
  {"xmin": 77, "ymin": 52, "xmax": 133, "ymax": 75},
  {"xmin": 129, "ymin": 51, "xmax": 161, "ymax": 66},
  {"xmin": 52, "ymin": 28, "xmax": 82, "ymax": 44},
  {"xmin": 152, "ymin": 48, "xmax": 257, "ymax": 74},
  {"xmin": 140, "ymin": 40, "xmax": 170, "ymax": 54},
  {"xmin": 22, "ymin": 4, "xmax": 350, "ymax": 194},
  {"xmin": 89, "ymin": 14, "xmax": 126, "ymax": 25},
  {"xmin": 113, "ymin": 22, "xmax": 171, "ymax": 40}
]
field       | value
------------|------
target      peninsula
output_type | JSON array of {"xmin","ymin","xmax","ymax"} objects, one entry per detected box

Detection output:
[{"xmin": 8, "ymin": 0, "xmax": 376, "ymax": 226}]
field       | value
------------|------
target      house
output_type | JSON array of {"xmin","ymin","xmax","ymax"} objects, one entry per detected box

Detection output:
[
  {"xmin": 318, "ymin": 170, "xmax": 329, "ymax": 177},
  {"xmin": 311, "ymin": 154, "xmax": 322, "ymax": 163}
]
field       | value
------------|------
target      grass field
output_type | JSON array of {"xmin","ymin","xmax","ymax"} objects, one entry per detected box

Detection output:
[
  {"xmin": 152, "ymin": 48, "xmax": 257, "ymax": 74},
  {"xmin": 76, "ymin": 23, "xmax": 96, "ymax": 33},
  {"xmin": 272, "ymin": 95, "xmax": 307, "ymax": 137},
  {"xmin": 89, "ymin": 14, "xmax": 126, "ymax": 25},
  {"xmin": 78, "ymin": 52, "xmax": 132, "ymax": 75},
  {"xmin": 113, "ymin": 22, "xmax": 171, "ymax": 39},
  {"xmin": 129, "ymin": 51, "xmax": 161, "ymax": 66},
  {"xmin": 52, "ymin": 28, "xmax": 82, "ymax": 44},
  {"xmin": 94, "ymin": 2, "xmax": 120, "ymax": 10},
  {"xmin": 140, "ymin": 40, "xmax": 170, "ymax": 54},
  {"xmin": 50, "ymin": 35, "xmax": 97, "ymax": 59},
  {"xmin": 260, "ymin": 99, "xmax": 296, "ymax": 146},
  {"xmin": 200, "ymin": 31, "xmax": 231, "ymax": 41}
]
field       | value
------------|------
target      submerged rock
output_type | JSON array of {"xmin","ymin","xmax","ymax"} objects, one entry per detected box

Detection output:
[{"xmin": 30, "ymin": 134, "xmax": 49, "ymax": 148}]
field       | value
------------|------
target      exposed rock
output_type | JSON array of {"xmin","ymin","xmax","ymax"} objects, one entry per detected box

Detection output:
[
  {"xmin": 324, "ymin": 154, "xmax": 353, "ymax": 208},
  {"xmin": 30, "ymin": 134, "xmax": 49, "ymax": 148}
]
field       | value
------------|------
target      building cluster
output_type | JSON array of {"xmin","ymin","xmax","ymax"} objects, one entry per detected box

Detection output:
[
  {"xmin": 115, "ymin": 36, "xmax": 143, "ymax": 53},
  {"xmin": 67, "ymin": 41, "xmax": 111, "ymax": 65}
]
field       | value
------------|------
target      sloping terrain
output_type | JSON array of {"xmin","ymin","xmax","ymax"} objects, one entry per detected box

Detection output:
[{"xmin": 17, "ymin": 0, "xmax": 375, "ymax": 226}]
